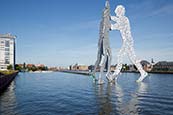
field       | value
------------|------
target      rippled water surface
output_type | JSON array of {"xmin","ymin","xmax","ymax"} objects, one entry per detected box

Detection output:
[{"xmin": 1, "ymin": 72, "xmax": 173, "ymax": 115}]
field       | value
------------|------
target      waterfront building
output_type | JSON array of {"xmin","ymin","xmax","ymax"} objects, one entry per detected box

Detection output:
[
  {"xmin": 110, "ymin": 65, "xmax": 116, "ymax": 71},
  {"xmin": 129, "ymin": 64, "xmax": 137, "ymax": 71},
  {"xmin": 72, "ymin": 63, "xmax": 78, "ymax": 70},
  {"xmin": 35, "ymin": 64, "xmax": 45, "ymax": 68},
  {"xmin": 0, "ymin": 33, "xmax": 16, "ymax": 70},
  {"xmin": 77, "ymin": 65, "xmax": 88, "ymax": 71},
  {"xmin": 26, "ymin": 64, "xmax": 35, "ymax": 68},
  {"xmin": 151, "ymin": 58, "xmax": 155, "ymax": 65},
  {"xmin": 153, "ymin": 61, "xmax": 173, "ymax": 71},
  {"xmin": 70, "ymin": 63, "xmax": 89, "ymax": 71},
  {"xmin": 140, "ymin": 60, "xmax": 153, "ymax": 72}
]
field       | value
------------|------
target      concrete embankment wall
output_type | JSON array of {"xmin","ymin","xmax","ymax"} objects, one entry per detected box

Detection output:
[
  {"xmin": 61, "ymin": 70, "xmax": 90, "ymax": 76},
  {"xmin": 0, "ymin": 72, "xmax": 18, "ymax": 93}
]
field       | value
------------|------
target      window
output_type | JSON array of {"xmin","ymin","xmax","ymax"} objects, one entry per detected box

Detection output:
[
  {"xmin": 5, "ymin": 59, "xmax": 10, "ymax": 64},
  {"xmin": 5, "ymin": 52, "xmax": 10, "ymax": 55},
  {"xmin": 5, "ymin": 48, "xmax": 9, "ymax": 51},
  {"xmin": 1, "ymin": 41, "xmax": 4, "ymax": 44},
  {"xmin": 5, "ymin": 41, "xmax": 10, "ymax": 47}
]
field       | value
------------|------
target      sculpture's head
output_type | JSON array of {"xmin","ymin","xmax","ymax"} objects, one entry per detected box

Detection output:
[
  {"xmin": 115, "ymin": 5, "xmax": 125, "ymax": 17},
  {"xmin": 105, "ymin": 0, "xmax": 110, "ymax": 9}
]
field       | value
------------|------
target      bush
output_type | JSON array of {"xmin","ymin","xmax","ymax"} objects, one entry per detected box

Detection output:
[
  {"xmin": 0, "ymin": 70, "xmax": 17, "ymax": 75},
  {"xmin": 7, "ymin": 65, "xmax": 13, "ymax": 70}
]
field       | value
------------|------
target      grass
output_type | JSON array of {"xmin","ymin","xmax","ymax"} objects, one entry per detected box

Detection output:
[{"xmin": 0, "ymin": 70, "xmax": 17, "ymax": 75}]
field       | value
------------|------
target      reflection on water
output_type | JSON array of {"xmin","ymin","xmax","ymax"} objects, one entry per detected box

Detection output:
[
  {"xmin": 119, "ymin": 82, "xmax": 148, "ymax": 115},
  {"xmin": 138, "ymin": 82, "xmax": 148, "ymax": 94},
  {"xmin": 93, "ymin": 81, "xmax": 148, "ymax": 115},
  {"xmin": 94, "ymin": 83, "xmax": 113, "ymax": 115},
  {"xmin": 114, "ymin": 83, "xmax": 124, "ymax": 114},
  {"xmin": 0, "ymin": 81, "xmax": 17, "ymax": 115},
  {"xmin": 1, "ymin": 72, "xmax": 173, "ymax": 115}
]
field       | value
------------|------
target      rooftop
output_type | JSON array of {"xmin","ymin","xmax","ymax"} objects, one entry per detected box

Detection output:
[
  {"xmin": 0, "ymin": 33, "xmax": 16, "ymax": 39},
  {"xmin": 155, "ymin": 61, "xmax": 173, "ymax": 66}
]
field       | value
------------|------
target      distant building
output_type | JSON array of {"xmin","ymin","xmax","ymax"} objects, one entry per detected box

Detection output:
[
  {"xmin": 129, "ymin": 64, "xmax": 137, "ymax": 71},
  {"xmin": 153, "ymin": 61, "xmax": 173, "ymax": 71},
  {"xmin": 88, "ymin": 65, "xmax": 116, "ymax": 72},
  {"xmin": 151, "ymin": 58, "xmax": 155, "ymax": 65},
  {"xmin": 35, "ymin": 64, "xmax": 45, "ymax": 68},
  {"xmin": 88, "ymin": 65, "xmax": 94, "ymax": 71},
  {"xmin": 0, "ymin": 33, "xmax": 16, "ymax": 70},
  {"xmin": 72, "ymin": 63, "xmax": 78, "ymax": 70},
  {"xmin": 77, "ymin": 65, "xmax": 88, "ymax": 71},
  {"xmin": 70, "ymin": 64, "xmax": 89, "ymax": 71},
  {"xmin": 140, "ymin": 60, "xmax": 153, "ymax": 72},
  {"xmin": 110, "ymin": 65, "xmax": 116, "ymax": 71},
  {"xmin": 49, "ymin": 67, "xmax": 58, "ymax": 71},
  {"xmin": 69, "ymin": 65, "xmax": 72, "ymax": 70},
  {"xmin": 26, "ymin": 64, "xmax": 35, "ymax": 68}
]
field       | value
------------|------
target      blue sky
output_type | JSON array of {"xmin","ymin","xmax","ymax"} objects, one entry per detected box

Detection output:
[{"xmin": 0, "ymin": 0, "xmax": 173, "ymax": 66}]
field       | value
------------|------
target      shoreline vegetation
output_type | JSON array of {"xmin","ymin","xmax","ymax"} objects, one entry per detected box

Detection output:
[{"xmin": 0, "ymin": 70, "xmax": 18, "ymax": 75}]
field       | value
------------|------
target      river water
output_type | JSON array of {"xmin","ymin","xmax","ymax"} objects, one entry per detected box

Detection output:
[{"xmin": 0, "ymin": 72, "xmax": 173, "ymax": 115}]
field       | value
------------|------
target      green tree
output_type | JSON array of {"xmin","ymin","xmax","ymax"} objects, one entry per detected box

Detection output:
[
  {"xmin": 15, "ymin": 64, "xmax": 22, "ymax": 71},
  {"xmin": 31, "ymin": 65, "xmax": 37, "ymax": 71},
  {"xmin": 23, "ymin": 62, "xmax": 26, "ymax": 69},
  {"xmin": 7, "ymin": 64, "xmax": 13, "ymax": 70}
]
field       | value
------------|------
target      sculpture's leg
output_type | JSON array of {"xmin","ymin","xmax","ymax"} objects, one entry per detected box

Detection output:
[
  {"xmin": 128, "ymin": 48, "xmax": 148, "ymax": 82},
  {"xmin": 112, "ymin": 61, "xmax": 122, "ymax": 82},
  {"xmin": 106, "ymin": 49, "xmax": 112, "ymax": 81},
  {"xmin": 91, "ymin": 54, "xmax": 101, "ymax": 81},
  {"xmin": 98, "ymin": 55, "xmax": 107, "ymax": 85},
  {"xmin": 93, "ymin": 56, "xmax": 101, "ymax": 74},
  {"xmin": 110, "ymin": 46, "xmax": 125, "ymax": 82}
]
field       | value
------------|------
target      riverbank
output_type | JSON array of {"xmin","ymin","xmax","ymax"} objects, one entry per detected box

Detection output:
[
  {"xmin": 0, "ymin": 71, "xmax": 18, "ymax": 94},
  {"xmin": 60, "ymin": 70, "xmax": 90, "ymax": 76},
  {"xmin": 123, "ymin": 70, "xmax": 173, "ymax": 74},
  {"xmin": 29, "ymin": 70, "xmax": 53, "ymax": 73},
  {"xmin": 60, "ymin": 70, "xmax": 173, "ymax": 76}
]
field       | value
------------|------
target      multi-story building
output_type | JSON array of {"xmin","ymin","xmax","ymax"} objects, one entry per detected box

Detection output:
[
  {"xmin": 77, "ymin": 65, "xmax": 88, "ymax": 71},
  {"xmin": 0, "ymin": 33, "xmax": 16, "ymax": 70},
  {"xmin": 153, "ymin": 61, "xmax": 173, "ymax": 71},
  {"xmin": 140, "ymin": 60, "xmax": 153, "ymax": 72}
]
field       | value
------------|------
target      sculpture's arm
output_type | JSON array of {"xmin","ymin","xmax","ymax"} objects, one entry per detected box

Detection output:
[
  {"xmin": 111, "ymin": 23, "xmax": 119, "ymax": 30},
  {"xmin": 110, "ymin": 16, "xmax": 119, "ymax": 30},
  {"xmin": 111, "ymin": 16, "xmax": 118, "ymax": 22}
]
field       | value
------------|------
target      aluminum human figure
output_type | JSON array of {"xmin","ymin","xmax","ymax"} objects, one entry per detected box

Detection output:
[
  {"xmin": 91, "ymin": 0, "xmax": 112, "ymax": 84},
  {"xmin": 108, "ymin": 5, "xmax": 148, "ymax": 82}
]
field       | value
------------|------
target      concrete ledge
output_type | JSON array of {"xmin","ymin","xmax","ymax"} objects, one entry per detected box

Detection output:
[
  {"xmin": 0, "ymin": 72, "xmax": 18, "ymax": 94},
  {"xmin": 60, "ymin": 70, "xmax": 90, "ymax": 76}
]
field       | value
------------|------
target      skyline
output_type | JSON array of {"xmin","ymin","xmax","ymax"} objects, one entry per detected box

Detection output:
[{"xmin": 0, "ymin": 0, "xmax": 173, "ymax": 66}]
